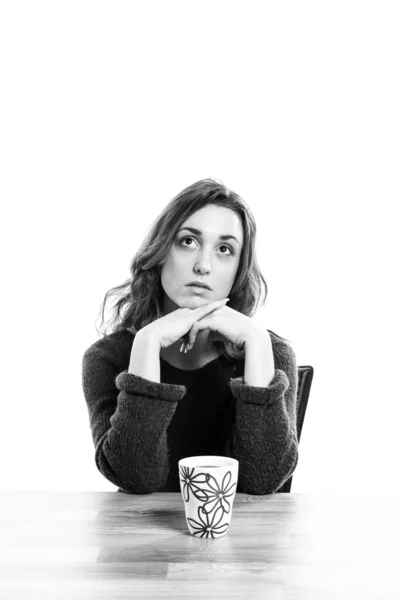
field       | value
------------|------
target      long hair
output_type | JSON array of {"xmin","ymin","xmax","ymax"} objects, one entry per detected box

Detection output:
[{"xmin": 96, "ymin": 178, "xmax": 275, "ymax": 361}]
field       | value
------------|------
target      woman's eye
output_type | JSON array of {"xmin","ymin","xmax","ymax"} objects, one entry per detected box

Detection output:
[
  {"xmin": 218, "ymin": 244, "xmax": 232, "ymax": 255},
  {"xmin": 179, "ymin": 237, "xmax": 232, "ymax": 255},
  {"xmin": 181, "ymin": 237, "xmax": 195, "ymax": 247}
]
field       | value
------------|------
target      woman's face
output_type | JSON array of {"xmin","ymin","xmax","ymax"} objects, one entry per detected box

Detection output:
[{"xmin": 160, "ymin": 204, "xmax": 244, "ymax": 313}]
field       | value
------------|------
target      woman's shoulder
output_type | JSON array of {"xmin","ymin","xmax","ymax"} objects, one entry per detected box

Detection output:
[
  {"xmin": 83, "ymin": 328, "xmax": 133, "ymax": 365},
  {"xmin": 267, "ymin": 329, "xmax": 297, "ymax": 370}
]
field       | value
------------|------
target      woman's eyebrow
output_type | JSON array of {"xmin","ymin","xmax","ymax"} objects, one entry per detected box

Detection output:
[{"xmin": 177, "ymin": 226, "xmax": 240, "ymax": 245}]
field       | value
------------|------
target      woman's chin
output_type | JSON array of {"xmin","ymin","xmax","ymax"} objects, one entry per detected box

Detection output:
[{"xmin": 185, "ymin": 295, "xmax": 209, "ymax": 305}]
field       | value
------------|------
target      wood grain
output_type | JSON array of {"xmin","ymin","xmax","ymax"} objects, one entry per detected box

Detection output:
[{"xmin": 1, "ymin": 491, "xmax": 399, "ymax": 599}]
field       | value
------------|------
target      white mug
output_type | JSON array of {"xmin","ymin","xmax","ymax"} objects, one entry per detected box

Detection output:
[{"xmin": 178, "ymin": 455, "xmax": 239, "ymax": 538}]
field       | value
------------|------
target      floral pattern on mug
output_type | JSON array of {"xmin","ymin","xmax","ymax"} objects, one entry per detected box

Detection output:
[
  {"xmin": 187, "ymin": 505, "xmax": 230, "ymax": 539},
  {"xmin": 180, "ymin": 466, "xmax": 211, "ymax": 502},
  {"xmin": 199, "ymin": 471, "xmax": 236, "ymax": 515},
  {"xmin": 179, "ymin": 465, "xmax": 237, "ymax": 537}
]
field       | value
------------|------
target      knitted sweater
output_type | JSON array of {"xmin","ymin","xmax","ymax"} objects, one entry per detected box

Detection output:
[{"xmin": 81, "ymin": 328, "xmax": 299, "ymax": 495}]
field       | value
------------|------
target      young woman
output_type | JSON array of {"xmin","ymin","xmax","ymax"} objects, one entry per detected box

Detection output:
[{"xmin": 82, "ymin": 178, "xmax": 299, "ymax": 494}]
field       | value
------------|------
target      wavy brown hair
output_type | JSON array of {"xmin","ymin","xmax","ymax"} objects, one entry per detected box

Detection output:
[{"xmin": 96, "ymin": 178, "xmax": 281, "ymax": 361}]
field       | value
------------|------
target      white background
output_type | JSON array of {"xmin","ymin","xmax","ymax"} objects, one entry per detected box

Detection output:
[{"xmin": 1, "ymin": 1, "xmax": 399, "ymax": 494}]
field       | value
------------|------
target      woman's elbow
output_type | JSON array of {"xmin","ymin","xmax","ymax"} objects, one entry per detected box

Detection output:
[{"xmin": 95, "ymin": 451, "xmax": 168, "ymax": 495}]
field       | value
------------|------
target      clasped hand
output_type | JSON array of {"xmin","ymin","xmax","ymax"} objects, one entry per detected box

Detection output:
[{"xmin": 183, "ymin": 303, "xmax": 265, "ymax": 352}]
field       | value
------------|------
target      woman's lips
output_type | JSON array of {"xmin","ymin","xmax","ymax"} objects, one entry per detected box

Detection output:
[{"xmin": 187, "ymin": 285, "xmax": 210, "ymax": 293}]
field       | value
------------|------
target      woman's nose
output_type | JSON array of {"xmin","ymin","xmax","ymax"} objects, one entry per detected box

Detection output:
[{"xmin": 193, "ymin": 258, "xmax": 211, "ymax": 274}]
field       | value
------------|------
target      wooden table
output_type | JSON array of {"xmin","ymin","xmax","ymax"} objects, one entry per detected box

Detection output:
[{"xmin": 1, "ymin": 491, "xmax": 399, "ymax": 599}]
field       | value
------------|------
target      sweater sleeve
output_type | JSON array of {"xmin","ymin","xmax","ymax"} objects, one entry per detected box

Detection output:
[
  {"xmin": 81, "ymin": 346, "xmax": 186, "ymax": 494},
  {"xmin": 226, "ymin": 339, "xmax": 299, "ymax": 495}
]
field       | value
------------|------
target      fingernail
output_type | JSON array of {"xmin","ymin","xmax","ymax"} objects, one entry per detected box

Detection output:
[{"xmin": 180, "ymin": 343, "xmax": 184, "ymax": 353}]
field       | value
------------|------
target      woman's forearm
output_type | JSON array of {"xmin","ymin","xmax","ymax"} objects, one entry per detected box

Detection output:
[
  {"xmin": 128, "ymin": 330, "xmax": 161, "ymax": 383},
  {"xmin": 128, "ymin": 329, "xmax": 275, "ymax": 387},
  {"xmin": 243, "ymin": 332, "xmax": 275, "ymax": 387}
]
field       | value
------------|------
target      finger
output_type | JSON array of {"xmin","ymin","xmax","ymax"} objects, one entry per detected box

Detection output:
[
  {"xmin": 187, "ymin": 302, "xmax": 227, "ymax": 347},
  {"xmin": 195, "ymin": 298, "xmax": 229, "ymax": 317},
  {"xmin": 182, "ymin": 300, "xmax": 228, "ymax": 350},
  {"xmin": 187, "ymin": 316, "xmax": 214, "ymax": 347}
]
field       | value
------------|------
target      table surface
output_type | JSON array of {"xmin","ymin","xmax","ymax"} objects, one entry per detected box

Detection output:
[{"xmin": 1, "ymin": 490, "xmax": 399, "ymax": 600}]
